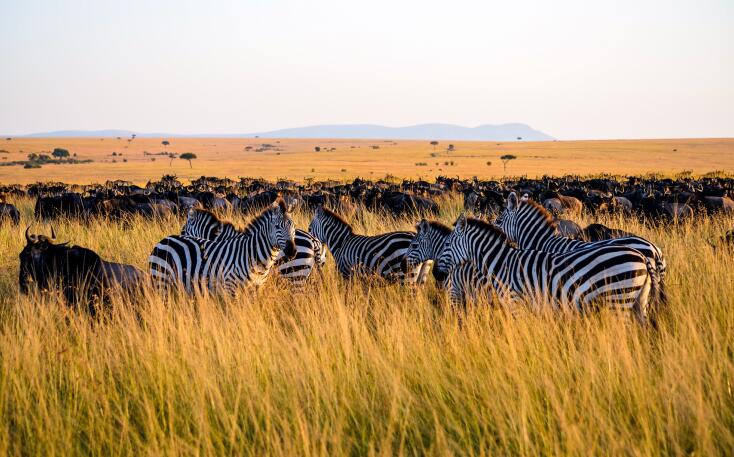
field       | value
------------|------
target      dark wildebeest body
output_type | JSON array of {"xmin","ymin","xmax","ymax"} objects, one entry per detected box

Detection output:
[
  {"xmin": 19, "ymin": 228, "xmax": 146, "ymax": 312},
  {"xmin": 0, "ymin": 202, "xmax": 20, "ymax": 225},
  {"xmin": 577, "ymin": 223, "xmax": 635, "ymax": 242}
]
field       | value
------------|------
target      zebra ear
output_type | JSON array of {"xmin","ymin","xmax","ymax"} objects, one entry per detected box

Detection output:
[
  {"xmin": 273, "ymin": 198, "xmax": 288, "ymax": 214},
  {"xmin": 455, "ymin": 213, "xmax": 467, "ymax": 232},
  {"xmin": 507, "ymin": 192, "xmax": 519, "ymax": 210}
]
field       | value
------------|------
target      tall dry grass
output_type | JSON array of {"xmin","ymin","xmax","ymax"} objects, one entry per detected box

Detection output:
[{"xmin": 0, "ymin": 196, "xmax": 733, "ymax": 455}]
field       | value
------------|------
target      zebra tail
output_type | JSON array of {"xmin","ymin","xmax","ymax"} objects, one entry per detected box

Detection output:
[{"xmin": 644, "ymin": 257, "xmax": 663, "ymax": 328}]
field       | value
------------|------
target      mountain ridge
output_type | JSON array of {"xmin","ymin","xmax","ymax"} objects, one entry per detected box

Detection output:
[{"xmin": 16, "ymin": 123, "xmax": 553, "ymax": 141}]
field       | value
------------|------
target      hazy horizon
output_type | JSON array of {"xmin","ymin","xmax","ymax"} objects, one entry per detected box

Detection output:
[{"xmin": 1, "ymin": 0, "xmax": 732, "ymax": 140}]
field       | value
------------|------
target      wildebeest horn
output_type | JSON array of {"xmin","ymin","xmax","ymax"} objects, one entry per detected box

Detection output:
[
  {"xmin": 50, "ymin": 225, "xmax": 56, "ymax": 240},
  {"xmin": 25, "ymin": 225, "xmax": 34, "ymax": 243}
]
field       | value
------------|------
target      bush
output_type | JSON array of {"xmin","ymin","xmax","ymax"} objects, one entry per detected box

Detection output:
[{"xmin": 23, "ymin": 163, "xmax": 41, "ymax": 169}]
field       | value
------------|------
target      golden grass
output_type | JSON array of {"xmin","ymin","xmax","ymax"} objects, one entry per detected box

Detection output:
[
  {"xmin": 1, "ymin": 196, "xmax": 733, "ymax": 455},
  {"xmin": 0, "ymin": 137, "xmax": 732, "ymax": 184}
]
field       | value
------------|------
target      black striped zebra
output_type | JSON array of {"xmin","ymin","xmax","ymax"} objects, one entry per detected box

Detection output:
[
  {"xmin": 435, "ymin": 215, "xmax": 655, "ymax": 322},
  {"xmin": 405, "ymin": 220, "xmax": 493, "ymax": 307},
  {"xmin": 308, "ymin": 206, "xmax": 429, "ymax": 283},
  {"xmin": 181, "ymin": 208, "xmax": 326, "ymax": 288},
  {"xmin": 148, "ymin": 200, "xmax": 296, "ymax": 294},
  {"xmin": 495, "ymin": 192, "xmax": 667, "ymax": 305}
]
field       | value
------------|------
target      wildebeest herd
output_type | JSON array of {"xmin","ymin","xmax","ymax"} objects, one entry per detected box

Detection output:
[{"xmin": 4, "ymin": 174, "xmax": 733, "ymax": 323}]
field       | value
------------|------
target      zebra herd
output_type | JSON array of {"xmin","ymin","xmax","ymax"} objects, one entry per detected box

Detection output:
[{"xmin": 146, "ymin": 193, "xmax": 666, "ymax": 324}]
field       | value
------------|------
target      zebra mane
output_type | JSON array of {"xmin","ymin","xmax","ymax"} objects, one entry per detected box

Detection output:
[
  {"xmin": 320, "ymin": 206, "xmax": 354, "ymax": 234},
  {"xmin": 421, "ymin": 220, "xmax": 452, "ymax": 235},
  {"xmin": 521, "ymin": 199, "xmax": 558, "ymax": 231},
  {"xmin": 466, "ymin": 217, "xmax": 515, "ymax": 246},
  {"xmin": 190, "ymin": 208, "xmax": 239, "ymax": 234},
  {"xmin": 192, "ymin": 198, "xmax": 287, "ymax": 236}
]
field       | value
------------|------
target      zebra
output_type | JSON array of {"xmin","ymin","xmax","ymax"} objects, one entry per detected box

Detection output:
[
  {"xmin": 148, "ymin": 199, "xmax": 297, "ymax": 294},
  {"xmin": 405, "ymin": 219, "xmax": 494, "ymax": 308},
  {"xmin": 435, "ymin": 214, "xmax": 655, "ymax": 322},
  {"xmin": 180, "ymin": 208, "xmax": 326, "ymax": 288},
  {"xmin": 308, "ymin": 206, "xmax": 429, "ymax": 283},
  {"xmin": 495, "ymin": 192, "xmax": 667, "ymax": 306}
]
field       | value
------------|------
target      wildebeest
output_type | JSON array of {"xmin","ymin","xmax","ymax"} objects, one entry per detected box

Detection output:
[
  {"xmin": 576, "ymin": 223, "xmax": 635, "ymax": 242},
  {"xmin": 35, "ymin": 193, "xmax": 84, "ymax": 219},
  {"xmin": 19, "ymin": 226, "xmax": 146, "ymax": 312},
  {"xmin": 0, "ymin": 202, "xmax": 20, "ymax": 225}
]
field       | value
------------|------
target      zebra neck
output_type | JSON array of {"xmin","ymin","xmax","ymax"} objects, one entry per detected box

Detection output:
[
  {"xmin": 517, "ymin": 218, "xmax": 556, "ymax": 249},
  {"xmin": 473, "ymin": 235, "xmax": 513, "ymax": 278},
  {"xmin": 322, "ymin": 224, "xmax": 350, "ymax": 254},
  {"xmin": 430, "ymin": 232, "xmax": 450, "ymax": 260},
  {"xmin": 245, "ymin": 227, "xmax": 280, "ymax": 272},
  {"xmin": 216, "ymin": 224, "xmax": 240, "ymax": 240}
]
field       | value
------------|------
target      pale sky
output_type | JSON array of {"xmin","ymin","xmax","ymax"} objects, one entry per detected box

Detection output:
[{"xmin": 1, "ymin": 0, "xmax": 732, "ymax": 139}]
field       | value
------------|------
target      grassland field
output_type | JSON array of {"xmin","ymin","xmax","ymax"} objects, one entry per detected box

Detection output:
[
  {"xmin": 0, "ymin": 137, "xmax": 733, "ymax": 184},
  {"xmin": 0, "ymin": 190, "xmax": 733, "ymax": 455}
]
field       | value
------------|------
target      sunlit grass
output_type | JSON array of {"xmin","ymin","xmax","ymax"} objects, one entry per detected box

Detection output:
[{"xmin": 1, "ymin": 196, "xmax": 733, "ymax": 455}]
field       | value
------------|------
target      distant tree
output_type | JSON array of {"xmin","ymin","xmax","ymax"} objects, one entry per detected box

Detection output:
[
  {"xmin": 516, "ymin": 136, "xmax": 522, "ymax": 141},
  {"xmin": 179, "ymin": 152, "xmax": 197, "ymax": 168},
  {"xmin": 52, "ymin": 148, "xmax": 70, "ymax": 158},
  {"xmin": 447, "ymin": 144, "xmax": 455, "ymax": 153},
  {"xmin": 162, "ymin": 140, "xmax": 170, "ymax": 152},
  {"xmin": 430, "ymin": 141, "xmax": 439, "ymax": 151},
  {"xmin": 314, "ymin": 146, "xmax": 321, "ymax": 152},
  {"xmin": 131, "ymin": 134, "xmax": 137, "ymax": 140},
  {"xmin": 500, "ymin": 154, "xmax": 517, "ymax": 173},
  {"xmin": 5, "ymin": 138, "xmax": 11, "ymax": 141}
]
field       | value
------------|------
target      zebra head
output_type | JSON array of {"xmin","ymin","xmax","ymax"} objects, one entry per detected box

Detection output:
[
  {"xmin": 434, "ymin": 213, "xmax": 471, "ymax": 282},
  {"xmin": 406, "ymin": 219, "xmax": 452, "ymax": 268},
  {"xmin": 182, "ymin": 208, "xmax": 223, "ymax": 239},
  {"xmin": 494, "ymin": 192, "xmax": 556, "ymax": 249},
  {"xmin": 268, "ymin": 199, "xmax": 297, "ymax": 260}
]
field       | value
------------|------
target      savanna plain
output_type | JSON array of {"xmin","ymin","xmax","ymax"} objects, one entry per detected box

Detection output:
[{"xmin": 0, "ymin": 138, "xmax": 733, "ymax": 456}]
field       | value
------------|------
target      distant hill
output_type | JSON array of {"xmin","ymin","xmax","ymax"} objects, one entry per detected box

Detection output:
[{"xmin": 20, "ymin": 123, "xmax": 553, "ymax": 141}]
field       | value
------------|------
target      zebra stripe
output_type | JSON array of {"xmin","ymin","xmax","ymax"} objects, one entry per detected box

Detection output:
[
  {"xmin": 495, "ymin": 192, "xmax": 666, "ymax": 305},
  {"xmin": 436, "ymin": 215, "xmax": 653, "ymax": 321},
  {"xmin": 149, "ymin": 200, "xmax": 296, "ymax": 294},
  {"xmin": 308, "ymin": 206, "xmax": 427, "ymax": 283},
  {"xmin": 181, "ymin": 208, "xmax": 326, "ymax": 288}
]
